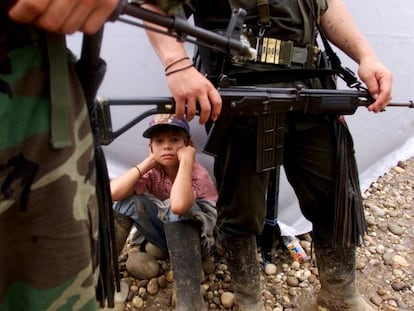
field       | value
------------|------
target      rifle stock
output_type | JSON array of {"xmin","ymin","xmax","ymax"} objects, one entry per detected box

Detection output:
[{"xmin": 97, "ymin": 86, "xmax": 413, "ymax": 170}]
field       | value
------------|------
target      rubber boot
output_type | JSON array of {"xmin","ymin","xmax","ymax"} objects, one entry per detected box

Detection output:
[
  {"xmin": 114, "ymin": 212, "xmax": 133, "ymax": 257},
  {"xmin": 313, "ymin": 234, "xmax": 375, "ymax": 311},
  {"xmin": 219, "ymin": 232, "xmax": 265, "ymax": 311},
  {"xmin": 164, "ymin": 221, "xmax": 207, "ymax": 311}
]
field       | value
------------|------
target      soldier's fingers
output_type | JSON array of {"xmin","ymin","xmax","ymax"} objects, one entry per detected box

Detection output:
[
  {"xmin": 185, "ymin": 97, "xmax": 197, "ymax": 122},
  {"xmin": 197, "ymin": 94, "xmax": 212, "ymax": 125},
  {"xmin": 80, "ymin": 0, "xmax": 118, "ymax": 34},
  {"xmin": 174, "ymin": 97, "xmax": 186, "ymax": 121},
  {"xmin": 208, "ymin": 88, "xmax": 222, "ymax": 122},
  {"xmin": 8, "ymin": 0, "xmax": 51, "ymax": 24},
  {"xmin": 58, "ymin": 3, "xmax": 91, "ymax": 34}
]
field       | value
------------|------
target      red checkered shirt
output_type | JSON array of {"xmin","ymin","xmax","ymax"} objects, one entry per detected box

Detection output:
[{"xmin": 134, "ymin": 161, "xmax": 218, "ymax": 202}]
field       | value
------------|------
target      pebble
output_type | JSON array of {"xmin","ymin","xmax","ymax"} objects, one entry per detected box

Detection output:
[
  {"xmin": 265, "ymin": 263, "xmax": 277, "ymax": 275},
  {"xmin": 126, "ymin": 252, "xmax": 160, "ymax": 280},
  {"xmin": 392, "ymin": 255, "xmax": 409, "ymax": 268},
  {"xmin": 220, "ymin": 292, "xmax": 234, "ymax": 308},
  {"xmin": 387, "ymin": 223, "xmax": 404, "ymax": 235}
]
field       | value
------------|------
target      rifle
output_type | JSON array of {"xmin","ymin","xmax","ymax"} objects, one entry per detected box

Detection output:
[
  {"xmin": 96, "ymin": 85, "xmax": 413, "ymax": 171},
  {"xmin": 95, "ymin": 85, "xmax": 413, "ymax": 264},
  {"xmin": 109, "ymin": 0, "xmax": 257, "ymax": 61}
]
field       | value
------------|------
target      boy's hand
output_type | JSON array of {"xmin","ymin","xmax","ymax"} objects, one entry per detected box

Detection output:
[
  {"xmin": 145, "ymin": 153, "xmax": 162, "ymax": 170},
  {"xmin": 177, "ymin": 145, "xmax": 196, "ymax": 163}
]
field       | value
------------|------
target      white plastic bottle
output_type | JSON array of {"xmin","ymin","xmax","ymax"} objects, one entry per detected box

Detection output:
[{"xmin": 282, "ymin": 235, "xmax": 310, "ymax": 264}]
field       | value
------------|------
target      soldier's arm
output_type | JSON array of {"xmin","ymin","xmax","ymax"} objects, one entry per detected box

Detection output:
[
  {"xmin": 141, "ymin": 3, "xmax": 222, "ymax": 124},
  {"xmin": 321, "ymin": 0, "xmax": 392, "ymax": 112}
]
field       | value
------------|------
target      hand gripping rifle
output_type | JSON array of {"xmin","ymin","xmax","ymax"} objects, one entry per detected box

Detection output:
[{"xmin": 96, "ymin": 85, "xmax": 413, "ymax": 169}]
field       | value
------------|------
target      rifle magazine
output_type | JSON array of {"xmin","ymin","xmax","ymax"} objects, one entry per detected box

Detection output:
[{"xmin": 256, "ymin": 113, "xmax": 286, "ymax": 172}]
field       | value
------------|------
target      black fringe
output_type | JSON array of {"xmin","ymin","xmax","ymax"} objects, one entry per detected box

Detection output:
[{"xmin": 333, "ymin": 116, "xmax": 366, "ymax": 247}]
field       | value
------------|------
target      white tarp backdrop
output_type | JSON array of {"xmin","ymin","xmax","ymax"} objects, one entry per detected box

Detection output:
[{"xmin": 68, "ymin": 0, "xmax": 414, "ymax": 235}]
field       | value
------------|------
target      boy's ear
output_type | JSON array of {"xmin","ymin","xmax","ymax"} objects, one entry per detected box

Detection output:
[
  {"xmin": 148, "ymin": 142, "xmax": 153, "ymax": 153},
  {"xmin": 187, "ymin": 137, "xmax": 194, "ymax": 147}
]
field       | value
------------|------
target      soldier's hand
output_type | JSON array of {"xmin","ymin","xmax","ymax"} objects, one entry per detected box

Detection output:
[
  {"xmin": 167, "ymin": 66, "xmax": 222, "ymax": 124},
  {"xmin": 358, "ymin": 56, "xmax": 393, "ymax": 113},
  {"xmin": 8, "ymin": 0, "xmax": 118, "ymax": 34}
]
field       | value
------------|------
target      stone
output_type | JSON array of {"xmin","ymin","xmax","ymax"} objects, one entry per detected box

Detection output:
[{"xmin": 126, "ymin": 252, "xmax": 160, "ymax": 280}]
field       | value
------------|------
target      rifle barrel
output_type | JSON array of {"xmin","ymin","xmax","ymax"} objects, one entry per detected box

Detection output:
[
  {"xmin": 110, "ymin": 0, "xmax": 256, "ymax": 59},
  {"xmin": 388, "ymin": 101, "xmax": 414, "ymax": 108}
]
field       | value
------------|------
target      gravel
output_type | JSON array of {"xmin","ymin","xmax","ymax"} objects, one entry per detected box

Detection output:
[{"xmin": 108, "ymin": 156, "xmax": 414, "ymax": 311}]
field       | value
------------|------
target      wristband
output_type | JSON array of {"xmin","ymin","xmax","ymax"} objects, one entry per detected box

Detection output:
[
  {"xmin": 164, "ymin": 56, "xmax": 190, "ymax": 72},
  {"xmin": 165, "ymin": 64, "xmax": 193, "ymax": 76},
  {"xmin": 135, "ymin": 165, "xmax": 142, "ymax": 178}
]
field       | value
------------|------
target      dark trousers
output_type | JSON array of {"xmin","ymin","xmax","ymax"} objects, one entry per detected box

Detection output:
[{"xmin": 214, "ymin": 113, "xmax": 342, "ymax": 238}]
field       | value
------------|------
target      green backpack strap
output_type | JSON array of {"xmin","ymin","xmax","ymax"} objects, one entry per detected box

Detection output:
[{"xmin": 46, "ymin": 32, "xmax": 73, "ymax": 149}]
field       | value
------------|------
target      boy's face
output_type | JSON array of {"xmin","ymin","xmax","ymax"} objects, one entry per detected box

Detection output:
[{"xmin": 149, "ymin": 128, "xmax": 188, "ymax": 167}]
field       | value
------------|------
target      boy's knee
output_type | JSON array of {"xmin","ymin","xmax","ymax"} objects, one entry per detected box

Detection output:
[{"xmin": 113, "ymin": 195, "xmax": 148, "ymax": 218}]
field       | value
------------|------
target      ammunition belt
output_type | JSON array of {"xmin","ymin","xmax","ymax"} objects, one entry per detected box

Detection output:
[{"xmin": 253, "ymin": 36, "xmax": 320, "ymax": 68}]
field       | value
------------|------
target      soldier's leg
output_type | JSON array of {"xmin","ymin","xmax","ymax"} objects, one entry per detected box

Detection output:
[
  {"xmin": 214, "ymin": 116, "xmax": 267, "ymax": 311},
  {"xmin": 283, "ymin": 116, "xmax": 374, "ymax": 311}
]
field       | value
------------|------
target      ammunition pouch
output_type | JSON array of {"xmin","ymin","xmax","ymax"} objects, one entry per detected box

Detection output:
[{"xmin": 254, "ymin": 37, "xmax": 319, "ymax": 69}]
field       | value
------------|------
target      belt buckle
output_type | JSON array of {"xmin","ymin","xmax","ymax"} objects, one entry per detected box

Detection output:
[{"xmin": 257, "ymin": 37, "xmax": 293, "ymax": 66}]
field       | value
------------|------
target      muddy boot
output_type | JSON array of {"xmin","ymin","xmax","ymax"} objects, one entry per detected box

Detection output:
[
  {"xmin": 114, "ymin": 212, "xmax": 133, "ymax": 257},
  {"xmin": 164, "ymin": 221, "xmax": 207, "ymax": 311},
  {"xmin": 313, "ymin": 234, "xmax": 375, "ymax": 311},
  {"xmin": 219, "ymin": 232, "xmax": 265, "ymax": 311}
]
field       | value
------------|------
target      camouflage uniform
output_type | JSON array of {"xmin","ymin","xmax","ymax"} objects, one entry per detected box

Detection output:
[{"xmin": 0, "ymin": 13, "xmax": 99, "ymax": 311}]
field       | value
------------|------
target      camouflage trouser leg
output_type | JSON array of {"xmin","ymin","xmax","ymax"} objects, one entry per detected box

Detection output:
[{"xmin": 0, "ymin": 45, "xmax": 99, "ymax": 311}]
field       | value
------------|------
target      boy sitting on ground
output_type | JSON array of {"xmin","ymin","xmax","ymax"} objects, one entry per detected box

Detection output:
[{"xmin": 110, "ymin": 114, "xmax": 217, "ymax": 310}]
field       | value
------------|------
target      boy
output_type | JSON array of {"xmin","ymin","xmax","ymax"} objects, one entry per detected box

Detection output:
[{"xmin": 110, "ymin": 114, "xmax": 217, "ymax": 310}]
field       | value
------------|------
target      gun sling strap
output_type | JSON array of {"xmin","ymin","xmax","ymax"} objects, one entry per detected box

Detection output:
[{"xmin": 46, "ymin": 33, "xmax": 73, "ymax": 149}]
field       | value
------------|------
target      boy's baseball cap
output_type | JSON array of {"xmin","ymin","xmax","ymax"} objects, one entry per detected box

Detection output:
[{"xmin": 143, "ymin": 114, "xmax": 191, "ymax": 138}]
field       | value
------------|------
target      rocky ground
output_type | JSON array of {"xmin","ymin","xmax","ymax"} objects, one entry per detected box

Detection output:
[{"xmin": 107, "ymin": 156, "xmax": 414, "ymax": 311}]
